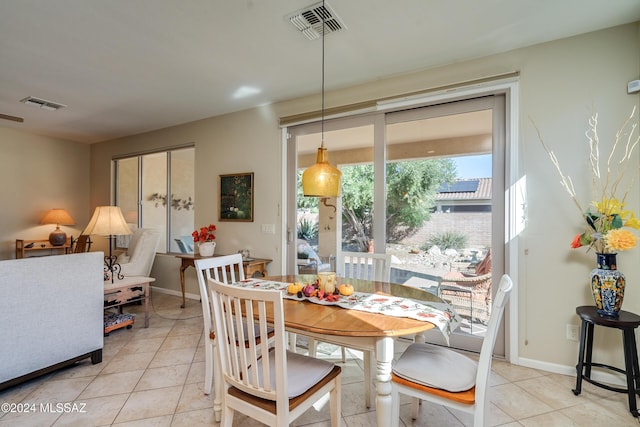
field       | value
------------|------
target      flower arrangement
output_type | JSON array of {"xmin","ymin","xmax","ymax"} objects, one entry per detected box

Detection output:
[
  {"xmin": 535, "ymin": 108, "xmax": 640, "ymax": 254},
  {"xmin": 192, "ymin": 224, "xmax": 217, "ymax": 243}
]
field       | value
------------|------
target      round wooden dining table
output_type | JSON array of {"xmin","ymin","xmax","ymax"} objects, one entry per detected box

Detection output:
[{"xmin": 266, "ymin": 274, "xmax": 445, "ymax": 427}]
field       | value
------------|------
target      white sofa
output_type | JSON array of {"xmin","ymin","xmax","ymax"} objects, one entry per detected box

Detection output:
[{"xmin": 0, "ymin": 252, "xmax": 104, "ymax": 390}]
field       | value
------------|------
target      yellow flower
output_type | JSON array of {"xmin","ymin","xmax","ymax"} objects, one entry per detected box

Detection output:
[
  {"xmin": 604, "ymin": 229, "xmax": 638, "ymax": 252},
  {"xmin": 594, "ymin": 198, "xmax": 625, "ymax": 217},
  {"xmin": 624, "ymin": 213, "xmax": 640, "ymax": 230}
]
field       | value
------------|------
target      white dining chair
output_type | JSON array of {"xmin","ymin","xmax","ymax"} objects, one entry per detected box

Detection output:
[
  {"xmin": 208, "ymin": 279, "xmax": 342, "ymax": 427},
  {"xmin": 307, "ymin": 250, "xmax": 392, "ymax": 408},
  {"xmin": 390, "ymin": 274, "xmax": 514, "ymax": 427},
  {"xmin": 194, "ymin": 254, "xmax": 246, "ymax": 398},
  {"xmin": 339, "ymin": 251, "xmax": 392, "ymax": 282},
  {"xmin": 195, "ymin": 253, "xmax": 276, "ymax": 421}
]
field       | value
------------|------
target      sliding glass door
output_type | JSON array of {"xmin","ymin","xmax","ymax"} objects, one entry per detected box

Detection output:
[{"xmin": 286, "ymin": 95, "xmax": 506, "ymax": 353}]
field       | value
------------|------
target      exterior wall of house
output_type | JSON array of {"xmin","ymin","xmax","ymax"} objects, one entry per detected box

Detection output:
[{"xmin": 401, "ymin": 211, "xmax": 492, "ymax": 250}]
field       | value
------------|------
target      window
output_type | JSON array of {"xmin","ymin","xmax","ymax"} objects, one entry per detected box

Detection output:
[{"xmin": 114, "ymin": 146, "xmax": 195, "ymax": 253}]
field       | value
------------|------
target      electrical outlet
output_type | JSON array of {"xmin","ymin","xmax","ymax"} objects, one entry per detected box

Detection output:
[{"xmin": 566, "ymin": 324, "xmax": 579, "ymax": 341}]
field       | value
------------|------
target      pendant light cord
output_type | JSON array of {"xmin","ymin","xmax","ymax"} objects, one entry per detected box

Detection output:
[{"xmin": 321, "ymin": 0, "xmax": 325, "ymax": 149}]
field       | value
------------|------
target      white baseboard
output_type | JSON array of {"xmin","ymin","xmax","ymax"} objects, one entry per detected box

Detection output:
[
  {"xmin": 516, "ymin": 356, "xmax": 627, "ymax": 388},
  {"xmin": 151, "ymin": 285, "xmax": 200, "ymax": 302}
]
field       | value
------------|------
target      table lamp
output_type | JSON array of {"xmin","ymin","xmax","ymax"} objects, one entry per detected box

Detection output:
[
  {"xmin": 82, "ymin": 206, "xmax": 132, "ymax": 283},
  {"xmin": 41, "ymin": 208, "xmax": 75, "ymax": 246}
]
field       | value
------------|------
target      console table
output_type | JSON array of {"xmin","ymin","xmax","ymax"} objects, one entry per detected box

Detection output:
[
  {"xmin": 175, "ymin": 254, "xmax": 271, "ymax": 308},
  {"xmin": 16, "ymin": 239, "xmax": 71, "ymax": 258},
  {"xmin": 103, "ymin": 276, "xmax": 155, "ymax": 334}
]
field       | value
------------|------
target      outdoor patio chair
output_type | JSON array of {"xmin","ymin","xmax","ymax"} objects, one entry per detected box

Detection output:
[{"xmin": 438, "ymin": 249, "xmax": 492, "ymax": 325}]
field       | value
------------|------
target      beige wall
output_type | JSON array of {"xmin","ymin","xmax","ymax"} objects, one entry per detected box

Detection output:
[
  {"xmin": 0, "ymin": 127, "xmax": 91, "ymax": 259},
  {"xmin": 90, "ymin": 106, "xmax": 283, "ymax": 299},
  {"xmin": 2, "ymin": 22, "xmax": 637, "ymax": 376}
]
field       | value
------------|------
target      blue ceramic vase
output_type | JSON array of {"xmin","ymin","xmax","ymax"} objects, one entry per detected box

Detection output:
[{"xmin": 590, "ymin": 253, "xmax": 625, "ymax": 318}]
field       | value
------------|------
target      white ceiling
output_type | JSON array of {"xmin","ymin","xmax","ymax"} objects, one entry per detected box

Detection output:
[{"xmin": 1, "ymin": 0, "xmax": 639, "ymax": 144}]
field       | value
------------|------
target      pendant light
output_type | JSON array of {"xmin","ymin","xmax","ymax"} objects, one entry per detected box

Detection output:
[{"xmin": 302, "ymin": 0, "xmax": 341, "ymax": 197}]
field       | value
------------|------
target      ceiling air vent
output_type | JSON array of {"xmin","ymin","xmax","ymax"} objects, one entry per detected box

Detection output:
[
  {"xmin": 286, "ymin": 1, "xmax": 345, "ymax": 40},
  {"xmin": 20, "ymin": 96, "xmax": 66, "ymax": 111}
]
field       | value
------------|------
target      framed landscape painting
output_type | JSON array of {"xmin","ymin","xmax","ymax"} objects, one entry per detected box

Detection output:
[{"xmin": 219, "ymin": 172, "xmax": 254, "ymax": 222}]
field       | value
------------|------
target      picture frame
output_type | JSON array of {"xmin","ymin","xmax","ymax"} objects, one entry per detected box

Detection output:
[{"xmin": 219, "ymin": 172, "xmax": 254, "ymax": 222}]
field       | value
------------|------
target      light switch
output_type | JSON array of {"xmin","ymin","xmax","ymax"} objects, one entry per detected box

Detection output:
[{"xmin": 261, "ymin": 224, "xmax": 275, "ymax": 234}]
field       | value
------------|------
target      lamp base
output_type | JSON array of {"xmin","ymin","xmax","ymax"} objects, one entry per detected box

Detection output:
[{"xmin": 49, "ymin": 227, "xmax": 67, "ymax": 246}]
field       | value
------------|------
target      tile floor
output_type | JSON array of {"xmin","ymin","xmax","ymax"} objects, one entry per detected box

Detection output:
[{"xmin": 1, "ymin": 292, "xmax": 638, "ymax": 426}]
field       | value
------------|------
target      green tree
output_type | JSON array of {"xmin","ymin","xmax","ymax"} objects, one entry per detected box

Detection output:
[{"xmin": 341, "ymin": 159, "xmax": 456, "ymax": 251}]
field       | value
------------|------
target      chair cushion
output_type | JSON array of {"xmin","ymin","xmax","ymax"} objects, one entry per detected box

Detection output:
[
  {"xmin": 116, "ymin": 252, "xmax": 130, "ymax": 264},
  {"xmin": 392, "ymin": 343, "xmax": 477, "ymax": 392},
  {"xmin": 254, "ymin": 349, "xmax": 336, "ymax": 398},
  {"xmin": 285, "ymin": 351, "xmax": 336, "ymax": 397}
]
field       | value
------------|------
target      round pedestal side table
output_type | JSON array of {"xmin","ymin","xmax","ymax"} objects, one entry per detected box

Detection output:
[{"xmin": 572, "ymin": 305, "xmax": 640, "ymax": 417}]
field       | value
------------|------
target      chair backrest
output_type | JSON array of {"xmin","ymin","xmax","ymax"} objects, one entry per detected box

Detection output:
[
  {"xmin": 174, "ymin": 236, "xmax": 194, "ymax": 254},
  {"xmin": 72, "ymin": 235, "xmax": 92, "ymax": 253},
  {"xmin": 194, "ymin": 254, "xmax": 246, "ymax": 339},
  {"xmin": 340, "ymin": 251, "xmax": 392, "ymax": 281},
  {"xmin": 474, "ymin": 274, "xmax": 513, "ymax": 410},
  {"xmin": 208, "ymin": 279, "xmax": 287, "ymax": 402},
  {"xmin": 475, "ymin": 249, "xmax": 492, "ymax": 275},
  {"xmin": 118, "ymin": 228, "xmax": 161, "ymax": 277}
]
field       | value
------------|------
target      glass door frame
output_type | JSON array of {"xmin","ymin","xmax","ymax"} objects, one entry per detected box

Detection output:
[
  {"xmin": 384, "ymin": 95, "xmax": 504, "ymax": 353},
  {"xmin": 283, "ymin": 78, "xmax": 520, "ymax": 360}
]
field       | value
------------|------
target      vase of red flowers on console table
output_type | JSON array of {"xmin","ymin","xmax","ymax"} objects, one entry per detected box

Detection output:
[{"xmin": 193, "ymin": 224, "xmax": 216, "ymax": 257}]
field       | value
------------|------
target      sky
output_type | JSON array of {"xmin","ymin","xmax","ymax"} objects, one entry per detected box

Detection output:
[{"xmin": 452, "ymin": 154, "xmax": 492, "ymax": 179}]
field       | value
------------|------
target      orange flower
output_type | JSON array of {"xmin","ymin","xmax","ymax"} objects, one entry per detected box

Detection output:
[
  {"xmin": 570, "ymin": 234, "xmax": 582, "ymax": 248},
  {"xmin": 604, "ymin": 229, "xmax": 638, "ymax": 252}
]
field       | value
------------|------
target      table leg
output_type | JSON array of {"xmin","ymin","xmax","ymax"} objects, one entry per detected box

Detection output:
[
  {"xmin": 143, "ymin": 282, "xmax": 149, "ymax": 328},
  {"xmin": 573, "ymin": 318, "xmax": 588, "ymax": 395},
  {"xmin": 364, "ymin": 351, "xmax": 372, "ymax": 408},
  {"xmin": 375, "ymin": 336, "xmax": 395, "ymax": 427},
  {"xmin": 179, "ymin": 262, "xmax": 187, "ymax": 308},
  {"xmin": 622, "ymin": 329, "xmax": 640, "ymax": 417}
]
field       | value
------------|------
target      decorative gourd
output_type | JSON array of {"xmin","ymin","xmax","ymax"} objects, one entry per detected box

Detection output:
[
  {"xmin": 302, "ymin": 284, "xmax": 317, "ymax": 297},
  {"xmin": 338, "ymin": 283, "xmax": 354, "ymax": 296},
  {"xmin": 287, "ymin": 283, "xmax": 303, "ymax": 295}
]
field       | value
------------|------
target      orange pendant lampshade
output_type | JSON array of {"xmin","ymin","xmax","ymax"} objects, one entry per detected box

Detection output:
[
  {"xmin": 301, "ymin": 0, "xmax": 341, "ymax": 198},
  {"xmin": 302, "ymin": 147, "xmax": 341, "ymax": 197}
]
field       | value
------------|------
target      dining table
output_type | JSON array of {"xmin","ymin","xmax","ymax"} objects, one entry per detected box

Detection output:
[{"xmin": 219, "ymin": 274, "xmax": 460, "ymax": 427}]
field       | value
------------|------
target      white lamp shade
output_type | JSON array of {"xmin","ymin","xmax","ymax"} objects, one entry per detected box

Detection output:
[{"xmin": 82, "ymin": 206, "xmax": 132, "ymax": 236}]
